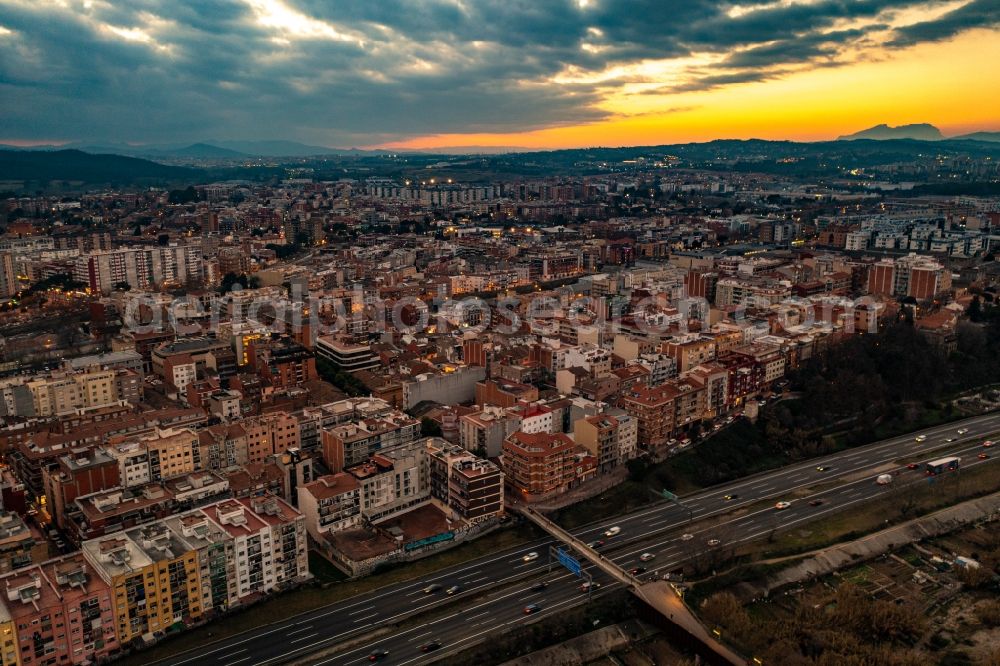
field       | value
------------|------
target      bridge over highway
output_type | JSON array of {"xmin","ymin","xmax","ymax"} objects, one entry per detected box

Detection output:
[{"xmin": 518, "ymin": 505, "xmax": 747, "ymax": 666}]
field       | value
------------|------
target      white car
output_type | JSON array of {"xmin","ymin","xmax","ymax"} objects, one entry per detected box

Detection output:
[
  {"xmin": 984, "ymin": 441, "xmax": 994, "ymax": 448},
  {"xmin": 707, "ymin": 539, "xmax": 721, "ymax": 547},
  {"xmin": 604, "ymin": 526, "xmax": 621, "ymax": 537},
  {"xmin": 522, "ymin": 552, "xmax": 539, "ymax": 563},
  {"xmin": 680, "ymin": 533, "xmax": 694, "ymax": 541},
  {"xmin": 957, "ymin": 428, "xmax": 969, "ymax": 435},
  {"xmin": 774, "ymin": 501, "xmax": 792, "ymax": 510},
  {"xmin": 639, "ymin": 552, "xmax": 656, "ymax": 562},
  {"xmin": 914, "ymin": 434, "xmax": 927, "ymax": 442}
]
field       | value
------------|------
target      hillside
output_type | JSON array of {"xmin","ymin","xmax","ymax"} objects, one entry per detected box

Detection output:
[
  {"xmin": 0, "ymin": 149, "xmax": 198, "ymax": 184},
  {"xmin": 953, "ymin": 131, "xmax": 1000, "ymax": 142}
]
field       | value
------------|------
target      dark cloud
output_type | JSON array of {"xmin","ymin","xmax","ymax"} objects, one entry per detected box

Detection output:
[
  {"xmin": 0, "ymin": 0, "xmax": 994, "ymax": 145},
  {"xmin": 887, "ymin": 0, "xmax": 1000, "ymax": 46}
]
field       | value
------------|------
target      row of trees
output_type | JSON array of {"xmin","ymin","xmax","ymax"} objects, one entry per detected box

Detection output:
[
  {"xmin": 762, "ymin": 302, "xmax": 1000, "ymax": 457},
  {"xmin": 629, "ymin": 300, "xmax": 1000, "ymax": 491}
]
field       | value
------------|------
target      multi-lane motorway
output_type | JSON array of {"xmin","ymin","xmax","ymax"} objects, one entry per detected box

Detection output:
[{"xmin": 158, "ymin": 412, "xmax": 1000, "ymax": 666}]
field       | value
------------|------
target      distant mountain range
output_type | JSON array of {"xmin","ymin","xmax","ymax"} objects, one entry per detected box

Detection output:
[
  {"xmin": 0, "ymin": 149, "xmax": 196, "ymax": 184},
  {"xmin": 0, "ymin": 139, "xmax": 389, "ymax": 158},
  {"xmin": 4, "ymin": 132, "xmax": 1000, "ymax": 191},
  {"xmin": 838, "ymin": 124, "xmax": 1000, "ymax": 142}
]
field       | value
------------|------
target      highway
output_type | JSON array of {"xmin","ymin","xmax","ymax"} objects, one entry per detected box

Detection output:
[{"xmin": 156, "ymin": 411, "xmax": 1000, "ymax": 666}]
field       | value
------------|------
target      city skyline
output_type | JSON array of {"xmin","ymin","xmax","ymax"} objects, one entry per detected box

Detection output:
[{"xmin": 1, "ymin": 0, "xmax": 998, "ymax": 151}]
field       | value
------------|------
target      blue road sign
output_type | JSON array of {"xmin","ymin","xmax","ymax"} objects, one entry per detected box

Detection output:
[{"xmin": 556, "ymin": 548, "xmax": 582, "ymax": 577}]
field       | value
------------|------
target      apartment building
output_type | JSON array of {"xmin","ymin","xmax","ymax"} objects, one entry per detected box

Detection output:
[
  {"xmin": 715, "ymin": 353, "xmax": 766, "ymax": 405},
  {"xmin": 150, "ymin": 338, "xmax": 234, "ymax": 385},
  {"xmin": 501, "ymin": 431, "xmax": 592, "ymax": 499},
  {"xmin": 162, "ymin": 511, "xmax": 239, "ymax": 614},
  {"xmin": 866, "ymin": 254, "xmax": 951, "ymax": 300},
  {"xmin": 73, "ymin": 245, "xmax": 202, "ymax": 294},
  {"xmin": 82, "ymin": 494, "xmax": 307, "ymax": 646},
  {"xmin": 297, "ymin": 474, "xmax": 361, "ymax": 540},
  {"xmin": 715, "ymin": 277, "xmax": 790, "ymax": 308},
  {"xmin": 320, "ymin": 409, "xmax": 420, "ymax": 473},
  {"xmin": 43, "ymin": 448, "xmax": 121, "ymax": 529},
  {"xmin": 197, "ymin": 423, "xmax": 250, "ymax": 471},
  {"xmin": 314, "ymin": 336, "xmax": 379, "ymax": 373},
  {"xmin": 424, "ymin": 439, "xmax": 504, "ymax": 522},
  {"xmin": 242, "ymin": 412, "xmax": 301, "ymax": 465},
  {"xmin": 345, "ymin": 445, "xmax": 425, "ymax": 521},
  {"xmin": 247, "ymin": 338, "xmax": 317, "ymax": 389},
  {"xmin": 0, "ymin": 555, "xmax": 119, "ymax": 666},
  {"xmin": 621, "ymin": 383, "xmax": 676, "ymax": 450},
  {"xmin": 620, "ymin": 379, "xmax": 706, "ymax": 451},
  {"xmin": 612, "ymin": 334, "xmax": 659, "ymax": 361},
  {"xmin": 11, "ymin": 368, "xmax": 120, "ymax": 418},
  {"xmin": 506, "ymin": 403, "xmax": 554, "ymax": 435},
  {"xmin": 458, "ymin": 407, "xmax": 518, "ymax": 458},
  {"xmin": 207, "ymin": 496, "xmax": 308, "ymax": 599},
  {"xmin": 474, "ymin": 379, "xmax": 539, "ymax": 408},
  {"xmin": 562, "ymin": 345, "xmax": 612, "ymax": 378},
  {"xmin": 662, "ymin": 335, "xmax": 717, "ymax": 373},
  {"xmin": 0, "ymin": 513, "xmax": 35, "ymax": 574},
  {"xmin": 573, "ymin": 414, "xmax": 621, "ymax": 472},
  {"xmin": 149, "ymin": 428, "xmax": 201, "ymax": 480},
  {"xmin": 83, "ymin": 526, "xmax": 204, "ymax": 644},
  {"xmin": 686, "ymin": 362, "xmax": 730, "ymax": 418}
]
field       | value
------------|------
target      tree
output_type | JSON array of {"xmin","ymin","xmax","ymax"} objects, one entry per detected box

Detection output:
[
  {"xmin": 218, "ymin": 273, "xmax": 259, "ymax": 294},
  {"xmin": 420, "ymin": 417, "xmax": 442, "ymax": 437},
  {"xmin": 168, "ymin": 186, "xmax": 199, "ymax": 204},
  {"xmin": 968, "ymin": 295, "xmax": 984, "ymax": 322},
  {"xmin": 315, "ymin": 356, "xmax": 369, "ymax": 397}
]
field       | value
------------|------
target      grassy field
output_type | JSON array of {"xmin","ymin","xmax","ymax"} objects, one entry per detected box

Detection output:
[{"xmin": 119, "ymin": 524, "xmax": 542, "ymax": 665}]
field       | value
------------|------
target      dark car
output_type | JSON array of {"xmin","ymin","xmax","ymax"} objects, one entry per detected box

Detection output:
[
  {"xmin": 907, "ymin": 463, "xmax": 919, "ymax": 470},
  {"xmin": 629, "ymin": 566, "xmax": 647, "ymax": 575},
  {"xmin": 530, "ymin": 581, "xmax": 549, "ymax": 592},
  {"xmin": 421, "ymin": 641, "xmax": 441, "ymax": 653},
  {"xmin": 368, "ymin": 648, "xmax": 389, "ymax": 662},
  {"xmin": 446, "ymin": 584, "xmax": 461, "ymax": 595},
  {"xmin": 422, "ymin": 583, "xmax": 442, "ymax": 594},
  {"xmin": 723, "ymin": 494, "xmax": 738, "ymax": 501},
  {"xmin": 523, "ymin": 603, "xmax": 541, "ymax": 614},
  {"xmin": 809, "ymin": 499, "xmax": 824, "ymax": 506}
]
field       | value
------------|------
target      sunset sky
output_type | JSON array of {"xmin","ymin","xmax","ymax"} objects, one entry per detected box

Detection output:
[{"xmin": 0, "ymin": 0, "xmax": 998, "ymax": 150}]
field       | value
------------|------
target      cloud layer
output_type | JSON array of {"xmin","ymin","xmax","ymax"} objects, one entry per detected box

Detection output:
[{"xmin": 0, "ymin": 0, "xmax": 996, "ymax": 146}]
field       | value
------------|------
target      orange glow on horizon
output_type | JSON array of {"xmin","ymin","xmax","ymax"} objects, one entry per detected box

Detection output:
[{"xmin": 378, "ymin": 29, "xmax": 1000, "ymax": 151}]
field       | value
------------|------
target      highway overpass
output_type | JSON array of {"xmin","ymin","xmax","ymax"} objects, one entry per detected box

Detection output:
[
  {"xmin": 152, "ymin": 411, "xmax": 1000, "ymax": 666},
  {"xmin": 520, "ymin": 505, "xmax": 746, "ymax": 666}
]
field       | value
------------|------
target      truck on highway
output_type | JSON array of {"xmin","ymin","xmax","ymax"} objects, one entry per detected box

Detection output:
[{"xmin": 925, "ymin": 456, "xmax": 961, "ymax": 476}]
